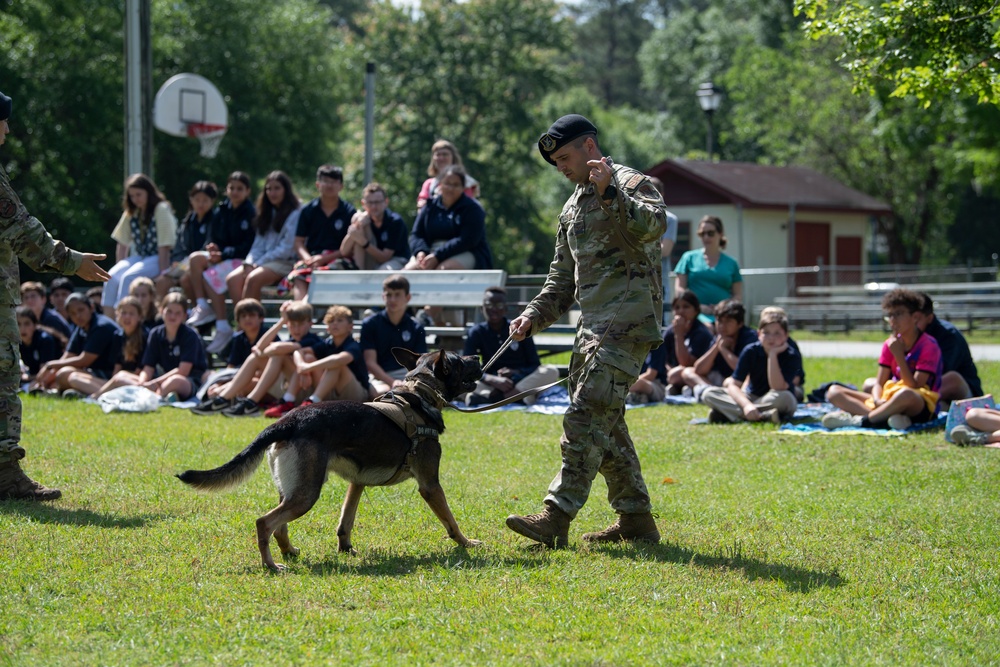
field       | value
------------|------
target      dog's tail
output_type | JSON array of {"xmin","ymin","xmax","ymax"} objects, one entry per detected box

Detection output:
[{"xmin": 175, "ymin": 420, "xmax": 298, "ymax": 492}]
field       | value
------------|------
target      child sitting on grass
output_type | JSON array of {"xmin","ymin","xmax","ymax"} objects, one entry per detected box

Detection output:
[
  {"xmin": 137, "ymin": 292, "xmax": 209, "ymax": 401},
  {"xmin": 701, "ymin": 306, "xmax": 802, "ymax": 424},
  {"xmin": 16, "ymin": 306, "xmax": 63, "ymax": 385},
  {"xmin": 822, "ymin": 288, "xmax": 942, "ymax": 431},
  {"xmin": 683, "ymin": 299, "xmax": 757, "ymax": 401},
  {"xmin": 263, "ymin": 305, "xmax": 370, "ymax": 418},
  {"xmin": 92, "ymin": 296, "xmax": 148, "ymax": 398},
  {"xmin": 190, "ymin": 300, "xmax": 322, "ymax": 417},
  {"xmin": 950, "ymin": 408, "xmax": 1000, "ymax": 447}
]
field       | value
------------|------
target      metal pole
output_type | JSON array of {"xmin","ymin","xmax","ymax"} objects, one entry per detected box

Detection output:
[
  {"xmin": 705, "ymin": 112, "xmax": 713, "ymax": 157},
  {"xmin": 124, "ymin": 0, "xmax": 143, "ymax": 178},
  {"xmin": 364, "ymin": 62, "xmax": 375, "ymax": 186}
]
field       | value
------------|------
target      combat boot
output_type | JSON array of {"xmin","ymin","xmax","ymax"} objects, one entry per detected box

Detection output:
[
  {"xmin": 506, "ymin": 503, "xmax": 571, "ymax": 549},
  {"xmin": 0, "ymin": 460, "xmax": 62, "ymax": 501},
  {"xmin": 582, "ymin": 512, "xmax": 660, "ymax": 544}
]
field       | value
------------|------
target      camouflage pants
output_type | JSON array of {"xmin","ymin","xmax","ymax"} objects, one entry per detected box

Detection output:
[
  {"xmin": 544, "ymin": 346, "xmax": 653, "ymax": 518},
  {"xmin": 0, "ymin": 305, "xmax": 24, "ymax": 464}
]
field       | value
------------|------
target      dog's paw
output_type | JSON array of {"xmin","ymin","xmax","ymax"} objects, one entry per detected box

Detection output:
[
  {"xmin": 461, "ymin": 538, "xmax": 482, "ymax": 548},
  {"xmin": 265, "ymin": 562, "xmax": 289, "ymax": 573},
  {"xmin": 282, "ymin": 547, "xmax": 300, "ymax": 559}
]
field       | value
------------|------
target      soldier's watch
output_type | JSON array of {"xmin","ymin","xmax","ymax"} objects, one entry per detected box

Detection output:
[{"xmin": 601, "ymin": 185, "xmax": 618, "ymax": 202}]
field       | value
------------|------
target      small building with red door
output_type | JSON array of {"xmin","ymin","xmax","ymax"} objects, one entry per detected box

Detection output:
[{"xmin": 646, "ymin": 159, "xmax": 892, "ymax": 311}]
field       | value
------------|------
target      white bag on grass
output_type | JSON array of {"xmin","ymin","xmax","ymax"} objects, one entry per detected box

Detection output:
[{"xmin": 96, "ymin": 385, "xmax": 162, "ymax": 414}]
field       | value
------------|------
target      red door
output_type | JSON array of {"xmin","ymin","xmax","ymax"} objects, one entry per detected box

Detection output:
[
  {"xmin": 793, "ymin": 221, "xmax": 830, "ymax": 289},
  {"xmin": 835, "ymin": 236, "xmax": 862, "ymax": 285}
]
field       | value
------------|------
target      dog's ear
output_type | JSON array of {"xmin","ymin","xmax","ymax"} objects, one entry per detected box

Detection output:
[
  {"xmin": 432, "ymin": 349, "xmax": 450, "ymax": 376},
  {"xmin": 392, "ymin": 347, "xmax": 422, "ymax": 371}
]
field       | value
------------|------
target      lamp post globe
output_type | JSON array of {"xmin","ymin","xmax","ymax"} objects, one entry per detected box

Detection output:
[{"xmin": 696, "ymin": 82, "xmax": 723, "ymax": 158}]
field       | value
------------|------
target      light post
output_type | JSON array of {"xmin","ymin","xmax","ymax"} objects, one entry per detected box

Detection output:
[{"xmin": 696, "ymin": 81, "xmax": 723, "ymax": 158}]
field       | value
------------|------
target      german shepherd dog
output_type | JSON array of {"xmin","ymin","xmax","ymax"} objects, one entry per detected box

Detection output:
[{"xmin": 177, "ymin": 348, "xmax": 483, "ymax": 571}]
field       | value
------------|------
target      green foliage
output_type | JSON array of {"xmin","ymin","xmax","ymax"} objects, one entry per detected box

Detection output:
[
  {"xmin": 796, "ymin": 0, "xmax": 1000, "ymax": 106},
  {"xmin": 343, "ymin": 0, "xmax": 570, "ymax": 274},
  {"xmin": 722, "ymin": 35, "xmax": 973, "ymax": 264},
  {"xmin": 637, "ymin": 0, "xmax": 799, "ymax": 153},
  {"xmin": 152, "ymin": 0, "xmax": 353, "ymax": 209},
  {"xmin": 0, "ymin": 2, "xmax": 128, "ymax": 257},
  {"xmin": 3, "ymin": 361, "xmax": 1000, "ymax": 663}
]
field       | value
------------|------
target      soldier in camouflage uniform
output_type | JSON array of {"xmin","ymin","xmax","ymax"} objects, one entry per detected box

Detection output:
[
  {"xmin": 0, "ymin": 91, "xmax": 110, "ymax": 500},
  {"xmin": 506, "ymin": 115, "xmax": 667, "ymax": 548}
]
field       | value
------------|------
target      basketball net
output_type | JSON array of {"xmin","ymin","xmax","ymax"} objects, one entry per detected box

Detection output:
[{"xmin": 186, "ymin": 123, "xmax": 227, "ymax": 158}]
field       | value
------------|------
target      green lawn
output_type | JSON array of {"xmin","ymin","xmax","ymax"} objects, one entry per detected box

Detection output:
[{"xmin": 2, "ymin": 359, "xmax": 998, "ymax": 665}]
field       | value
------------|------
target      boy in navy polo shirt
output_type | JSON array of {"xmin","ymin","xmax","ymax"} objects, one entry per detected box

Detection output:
[
  {"xmin": 35, "ymin": 293, "xmax": 122, "ymax": 396},
  {"xmin": 340, "ymin": 182, "xmax": 411, "ymax": 271},
  {"xmin": 48, "ymin": 277, "xmax": 75, "ymax": 325},
  {"xmin": 702, "ymin": 307, "xmax": 802, "ymax": 424},
  {"xmin": 683, "ymin": 299, "xmax": 758, "ymax": 401},
  {"xmin": 361, "ymin": 274, "xmax": 427, "ymax": 397},
  {"xmin": 206, "ymin": 300, "xmax": 323, "ymax": 417},
  {"xmin": 139, "ymin": 292, "xmax": 208, "ymax": 401},
  {"xmin": 264, "ymin": 305, "xmax": 370, "ymax": 417},
  {"xmin": 20, "ymin": 281, "xmax": 72, "ymax": 339},
  {"xmin": 463, "ymin": 287, "xmax": 557, "ymax": 406},
  {"xmin": 17, "ymin": 307, "xmax": 62, "ymax": 385},
  {"xmin": 288, "ymin": 165, "xmax": 357, "ymax": 300}
]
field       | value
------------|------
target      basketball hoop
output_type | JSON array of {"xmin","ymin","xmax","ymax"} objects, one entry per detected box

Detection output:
[{"xmin": 187, "ymin": 123, "xmax": 227, "ymax": 158}]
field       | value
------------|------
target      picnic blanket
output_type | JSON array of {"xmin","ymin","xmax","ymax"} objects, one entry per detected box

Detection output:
[
  {"xmin": 448, "ymin": 386, "xmax": 700, "ymax": 415},
  {"xmin": 777, "ymin": 413, "xmax": 947, "ymax": 437}
]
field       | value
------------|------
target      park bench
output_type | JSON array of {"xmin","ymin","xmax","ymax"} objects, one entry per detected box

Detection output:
[{"xmin": 306, "ymin": 269, "xmax": 507, "ymax": 350}]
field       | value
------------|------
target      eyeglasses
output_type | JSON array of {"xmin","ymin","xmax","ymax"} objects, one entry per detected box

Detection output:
[
  {"xmin": 698, "ymin": 230, "xmax": 717, "ymax": 238},
  {"xmin": 883, "ymin": 310, "xmax": 910, "ymax": 321},
  {"xmin": 363, "ymin": 198, "xmax": 386, "ymax": 205}
]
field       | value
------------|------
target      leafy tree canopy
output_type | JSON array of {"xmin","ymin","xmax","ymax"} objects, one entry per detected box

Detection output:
[{"xmin": 796, "ymin": 0, "xmax": 1000, "ymax": 106}]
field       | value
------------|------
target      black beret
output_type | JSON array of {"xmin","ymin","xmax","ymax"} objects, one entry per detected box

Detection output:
[
  {"xmin": 538, "ymin": 114, "xmax": 598, "ymax": 165},
  {"xmin": 0, "ymin": 92, "xmax": 10, "ymax": 122}
]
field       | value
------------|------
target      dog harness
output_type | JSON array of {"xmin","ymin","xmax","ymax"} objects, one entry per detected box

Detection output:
[{"xmin": 366, "ymin": 391, "xmax": 440, "ymax": 481}]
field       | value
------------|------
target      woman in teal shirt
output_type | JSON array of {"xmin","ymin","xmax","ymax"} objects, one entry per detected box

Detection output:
[{"xmin": 674, "ymin": 215, "xmax": 743, "ymax": 324}]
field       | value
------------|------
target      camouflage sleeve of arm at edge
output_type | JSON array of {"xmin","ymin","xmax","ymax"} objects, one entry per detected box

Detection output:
[
  {"xmin": 523, "ymin": 219, "xmax": 576, "ymax": 336},
  {"xmin": 0, "ymin": 177, "xmax": 84, "ymax": 276}
]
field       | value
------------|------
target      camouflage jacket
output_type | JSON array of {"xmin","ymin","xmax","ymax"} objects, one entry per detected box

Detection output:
[
  {"xmin": 0, "ymin": 164, "xmax": 83, "ymax": 306},
  {"xmin": 523, "ymin": 163, "xmax": 666, "ymax": 375}
]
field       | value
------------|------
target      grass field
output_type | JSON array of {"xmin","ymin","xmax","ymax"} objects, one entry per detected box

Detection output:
[{"xmin": 2, "ymin": 357, "xmax": 999, "ymax": 665}]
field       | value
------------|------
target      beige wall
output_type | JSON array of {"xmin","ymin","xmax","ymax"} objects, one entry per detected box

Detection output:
[{"xmin": 667, "ymin": 205, "xmax": 870, "ymax": 310}]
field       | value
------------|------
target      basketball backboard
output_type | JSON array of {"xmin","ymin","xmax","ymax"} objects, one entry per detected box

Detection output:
[{"xmin": 154, "ymin": 73, "xmax": 228, "ymax": 156}]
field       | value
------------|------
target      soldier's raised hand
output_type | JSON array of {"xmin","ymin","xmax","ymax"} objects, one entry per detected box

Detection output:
[{"xmin": 75, "ymin": 253, "xmax": 110, "ymax": 282}]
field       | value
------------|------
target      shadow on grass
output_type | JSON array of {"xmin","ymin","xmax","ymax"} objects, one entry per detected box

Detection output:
[
  {"xmin": 593, "ymin": 541, "xmax": 845, "ymax": 593},
  {"xmin": 297, "ymin": 547, "xmax": 554, "ymax": 577},
  {"xmin": 0, "ymin": 502, "xmax": 161, "ymax": 529}
]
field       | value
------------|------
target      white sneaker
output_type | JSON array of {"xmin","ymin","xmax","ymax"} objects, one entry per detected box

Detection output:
[
  {"xmin": 887, "ymin": 414, "xmax": 912, "ymax": 431},
  {"xmin": 206, "ymin": 328, "xmax": 234, "ymax": 355},
  {"xmin": 950, "ymin": 425, "xmax": 989, "ymax": 446},
  {"xmin": 821, "ymin": 410, "xmax": 864, "ymax": 429},
  {"xmin": 187, "ymin": 304, "xmax": 215, "ymax": 327}
]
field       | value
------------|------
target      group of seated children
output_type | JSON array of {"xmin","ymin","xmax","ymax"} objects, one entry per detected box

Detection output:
[
  {"xmin": 189, "ymin": 274, "xmax": 427, "ymax": 418},
  {"xmin": 627, "ymin": 286, "xmax": 988, "ymax": 435}
]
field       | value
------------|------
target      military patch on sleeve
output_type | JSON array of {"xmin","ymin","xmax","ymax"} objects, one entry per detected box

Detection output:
[
  {"xmin": 0, "ymin": 198, "xmax": 16, "ymax": 219},
  {"xmin": 624, "ymin": 173, "xmax": 645, "ymax": 191},
  {"xmin": 638, "ymin": 184, "xmax": 661, "ymax": 201}
]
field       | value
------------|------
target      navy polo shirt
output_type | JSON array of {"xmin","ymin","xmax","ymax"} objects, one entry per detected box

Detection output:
[
  {"xmin": 924, "ymin": 317, "xmax": 982, "ymax": 396},
  {"xmin": 67, "ymin": 312, "xmax": 123, "ymax": 378},
  {"xmin": 20, "ymin": 329, "xmax": 61, "ymax": 376},
  {"xmin": 711, "ymin": 325, "xmax": 758, "ymax": 377},
  {"xmin": 640, "ymin": 342, "xmax": 668, "ymax": 385},
  {"xmin": 227, "ymin": 328, "xmax": 265, "ymax": 367},
  {"xmin": 371, "ymin": 208, "xmax": 411, "ymax": 260},
  {"xmin": 142, "ymin": 323, "xmax": 208, "ymax": 378},
  {"xmin": 732, "ymin": 341, "xmax": 803, "ymax": 397},
  {"xmin": 296, "ymin": 197, "xmax": 357, "ymax": 255},
  {"xmin": 464, "ymin": 319, "xmax": 540, "ymax": 384},
  {"xmin": 309, "ymin": 336, "xmax": 370, "ymax": 389},
  {"xmin": 360, "ymin": 310, "xmax": 427, "ymax": 372},
  {"xmin": 208, "ymin": 198, "xmax": 256, "ymax": 260},
  {"xmin": 663, "ymin": 318, "xmax": 714, "ymax": 368},
  {"xmin": 41, "ymin": 307, "xmax": 72, "ymax": 339}
]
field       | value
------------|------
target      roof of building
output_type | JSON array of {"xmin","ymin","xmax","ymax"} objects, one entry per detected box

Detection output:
[{"xmin": 647, "ymin": 159, "xmax": 892, "ymax": 214}]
